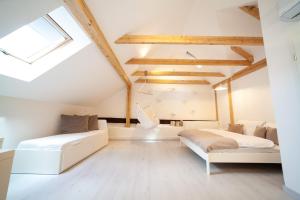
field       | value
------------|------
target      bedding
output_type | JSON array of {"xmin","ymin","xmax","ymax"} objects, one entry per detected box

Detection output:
[
  {"xmin": 265, "ymin": 122, "xmax": 276, "ymax": 128},
  {"xmin": 266, "ymin": 127, "xmax": 279, "ymax": 145},
  {"xmin": 60, "ymin": 115, "xmax": 89, "ymax": 134},
  {"xmin": 201, "ymin": 129, "xmax": 275, "ymax": 148},
  {"xmin": 253, "ymin": 126, "xmax": 267, "ymax": 138},
  {"xmin": 227, "ymin": 124, "xmax": 244, "ymax": 134},
  {"xmin": 179, "ymin": 127, "xmax": 280, "ymax": 175},
  {"xmin": 178, "ymin": 129, "xmax": 238, "ymax": 152},
  {"xmin": 236, "ymin": 120, "xmax": 266, "ymax": 136},
  {"xmin": 13, "ymin": 120, "xmax": 108, "ymax": 174},
  {"xmin": 17, "ymin": 130, "xmax": 101, "ymax": 151},
  {"xmin": 88, "ymin": 115, "xmax": 99, "ymax": 131}
]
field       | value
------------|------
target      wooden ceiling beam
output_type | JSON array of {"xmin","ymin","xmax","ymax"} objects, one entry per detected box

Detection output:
[
  {"xmin": 132, "ymin": 71, "xmax": 225, "ymax": 77},
  {"xmin": 126, "ymin": 58, "xmax": 251, "ymax": 66},
  {"xmin": 116, "ymin": 35, "xmax": 264, "ymax": 46},
  {"xmin": 212, "ymin": 78, "xmax": 230, "ymax": 89},
  {"xmin": 64, "ymin": 0, "xmax": 132, "ymax": 127},
  {"xmin": 125, "ymin": 86, "xmax": 132, "ymax": 127},
  {"xmin": 239, "ymin": 6, "xmax": 260, "ymax": 20},
  {"xmin": 212, "ymin": 58, "xmax": 267, "ymax": 89},
  {"xmin": 227, "ymin": 80, "xmax": 235, "ymax": 125},
  {"xmin": 230, "ymin": 46, "xmax": 254, "ymax": 63},
  {"xmin": 231, "ymin": 58, "xmax": 267, "ymax": 81},
  {"xmin": 135, "ymin": 79, "xmax": 210, "ymax": 85},
  {"xmin": 64, "ymin": 0, "xmax": 131, "ymax": 87}
]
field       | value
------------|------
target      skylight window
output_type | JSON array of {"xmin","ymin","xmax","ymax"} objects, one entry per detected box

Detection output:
[
  {"xmin": 0, "ymin": 6, "xmax": 90, "ymax": 82},
  {"xmin": 0, "ymin": 15, "xmax": 72, "ymax": 64}
]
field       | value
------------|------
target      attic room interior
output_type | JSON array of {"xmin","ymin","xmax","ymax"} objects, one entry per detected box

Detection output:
[{"xmin": 0, "ymin": 0, "xmax": 299, "ymax": 200}]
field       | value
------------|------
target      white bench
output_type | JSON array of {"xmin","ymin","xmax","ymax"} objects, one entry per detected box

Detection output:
[{"xmin": 12, "ymin": 120, "xmax": 108, "ymax": 175}]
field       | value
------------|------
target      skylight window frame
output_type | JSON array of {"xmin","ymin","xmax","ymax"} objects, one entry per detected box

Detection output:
[{"xmin": 0, "ymin": 14, "xmax": 73, "ymax": 64}]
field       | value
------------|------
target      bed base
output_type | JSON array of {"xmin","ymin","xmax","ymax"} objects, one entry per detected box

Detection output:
[
  {"xmin": 13, "ymin": 121, "xmax": 109, "ymax": 175},
  {"xmin": 179, "ymin": 136, "xmax": 281, "ymax": 175}
]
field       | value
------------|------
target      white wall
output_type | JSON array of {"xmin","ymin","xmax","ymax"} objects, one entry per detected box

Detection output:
[
  {"xmin": 259, "ymin": 0, "xmax": 300, "ymax": 196},
  {"xmin": 232, "ymin": 68, "xmax": 275, "ymax": 122},
  {"xmin": 97, "ymin": 88, "xmax": 127, "ymax": 118},
  {"xmin": 217, "ymin": 88, "xmax": 230, "ymax": 128},
  {"xmin": 98, "ymin": 85, "xmax": 217, "ymax": 120},
  {"xmin": 0, "ymin": 96, "xmax": 96, "ymax": 149},
  {"xmin": 217, "ymin": 67, "xmax": 275, "ymax": 128}
]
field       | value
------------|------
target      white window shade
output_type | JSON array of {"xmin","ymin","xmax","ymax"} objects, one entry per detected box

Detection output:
[
  {"xmin": 0, "ymin": 15, "xmax": 71, "ymax": 64},
  {"xmin": 0, "ymin": 6, "xmax": 90, "ymax": 81}
]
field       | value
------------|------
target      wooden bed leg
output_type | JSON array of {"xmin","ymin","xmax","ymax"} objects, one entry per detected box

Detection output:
[{"xmin": 206, "ymin": 161, "xmax": 210, "ymax": 175}]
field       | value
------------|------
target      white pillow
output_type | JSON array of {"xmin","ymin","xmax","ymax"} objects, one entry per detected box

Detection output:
[
  {"xmin": 265, "ymin": 122, "xmax": 276, "ymax": 128},
  {"xmin": 236, "ymin": 120, "xmax": 266, "ymax": 136}
]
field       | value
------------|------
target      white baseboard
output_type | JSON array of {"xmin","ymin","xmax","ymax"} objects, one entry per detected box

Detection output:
[{"xmin": 283, "ymin": 185, "xmax": 300, "ymax": 200}]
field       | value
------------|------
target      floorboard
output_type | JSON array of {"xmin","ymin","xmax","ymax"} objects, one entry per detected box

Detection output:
[{"xmin": 7, "ymin": 141, "xmax": 291, "ymax": 200}]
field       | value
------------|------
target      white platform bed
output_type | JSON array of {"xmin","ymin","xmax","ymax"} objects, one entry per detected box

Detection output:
[
  {"xmin": 179, "ymin": 128, "xmax": 281, "ymax": 175},
  {"xmin": 12, "ymin": 120, "xmax": 108, "ymax": 175}
]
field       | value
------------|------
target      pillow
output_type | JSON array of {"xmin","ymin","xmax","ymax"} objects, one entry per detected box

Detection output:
[
  {"xmin": 237, "ymin": 120, "xmax": 266, "ymax": 135},
  {"xmin": 266, "ymin": 127, "xmax": 279, "ymax": 145},
  {"xmin": 60, "ymin": 115, "xmax": 89, "ymax": 134},
  {"xmin": 88, "ymin": 115, "xmax": 99, "ymax": 131},
  {"xmin": 227, "ymin": 124, "xmax": 244, "ymax": 134},
  {"xmin": 265, "ymin": 122, "xmax": 276, "ymax": 128},
  {"xmin": 253, "ymin": 126, "xmax": 267, "ymax": 138}
]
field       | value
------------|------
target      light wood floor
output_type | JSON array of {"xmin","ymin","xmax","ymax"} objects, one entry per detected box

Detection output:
[{"xmin": 7, "ymin": 141, "xmax": 290, "ymax": 200}]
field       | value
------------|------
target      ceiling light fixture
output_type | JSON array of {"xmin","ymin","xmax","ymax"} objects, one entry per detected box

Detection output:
[
  {"xmin": 139, "ymin": 45, "xmax": 151, "ymax": 57},
  {"xmin": 214, "ymin": 84, "xmax": 228, "ymax": 91},
  {"xmin": 186, "ymin": 51, "xmax": 197, "ymax": 59},
  {"xmin": 186, "ymin": 51, "xmax": 203, "ymax": 69}
]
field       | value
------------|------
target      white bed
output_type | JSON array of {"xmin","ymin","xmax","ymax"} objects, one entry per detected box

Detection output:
[
  {"xmin": 179, "ymin": 128, "xmax": 281, "ymax": 175},
  {"xmin": 12, "ymin": 120, "xmax": 108, "ymax": 175}
]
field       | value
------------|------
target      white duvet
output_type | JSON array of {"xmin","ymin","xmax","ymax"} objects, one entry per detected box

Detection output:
[
  {"xmin": 201, "ymin": 129, "xmax": 275, "ymax": 148},
  {"xmin": 17, "ymin": 130, "xmax": 102, "ymax": 150}
]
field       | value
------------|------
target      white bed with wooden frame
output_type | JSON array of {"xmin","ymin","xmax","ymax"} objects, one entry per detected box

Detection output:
[
  {"xmin": 179, "ymin": 124, "xmax": 281, "ymax": 175},
  {"xmin": 179, "ymin": 136, "xmax": 281, "ymax": 175}
]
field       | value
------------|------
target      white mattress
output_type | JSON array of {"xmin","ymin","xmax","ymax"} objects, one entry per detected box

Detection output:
[
  {"xmin": 201, "ymin": 129, "xmax": 275, "ymax": 148},
  {"xmin": 17, "ymin": 130, "xmax": 104, "ymax": 151}
]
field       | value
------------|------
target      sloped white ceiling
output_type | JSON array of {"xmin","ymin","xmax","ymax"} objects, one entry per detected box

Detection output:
[
  {"xmin": 0, "ymin": 0, "xmax": 125, "ymax": 106},
  {"xmin": 0, "ymin": 0, "xmax": 264, "ymax": 106},
  {"xmin": 0, "ymin": 43, "xmax": 124, "ymax": 106},
  {"xmin": 86, "ymin": 0, "xmax": 264, "ymax": 85}
]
